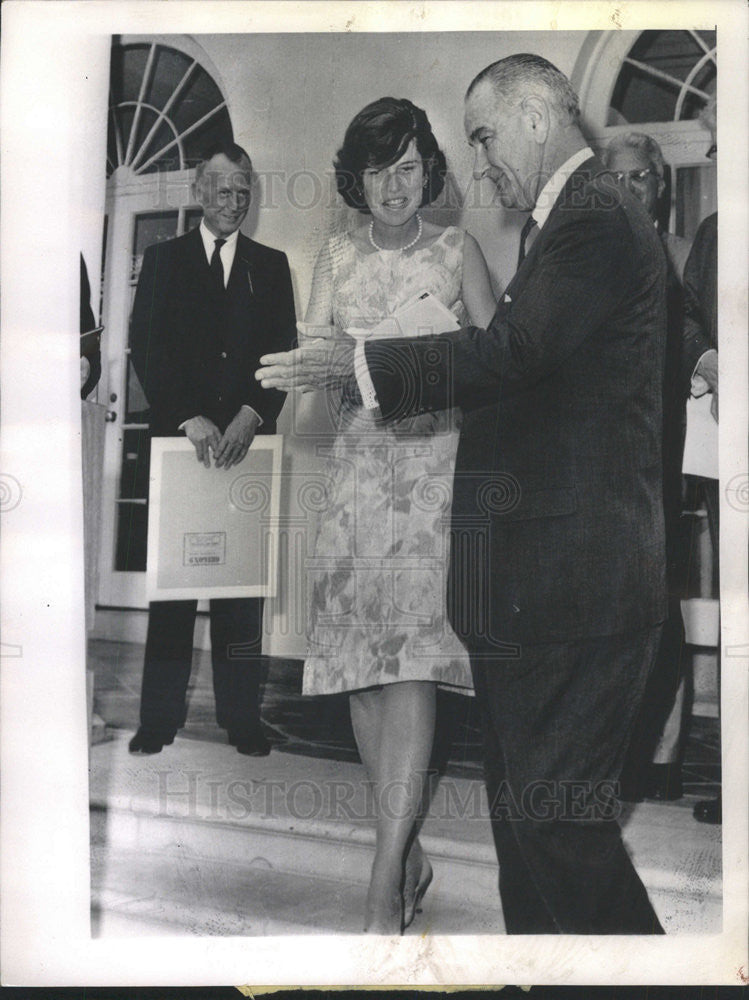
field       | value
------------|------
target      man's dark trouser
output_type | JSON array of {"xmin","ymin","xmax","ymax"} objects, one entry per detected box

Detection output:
[
  {"xmin": 471, "ymin": 625, "xmax": 665, "ymax": 934},
  {"xmin": 139, "ymin": 597, "xmax": 265, "ymax": 739}
]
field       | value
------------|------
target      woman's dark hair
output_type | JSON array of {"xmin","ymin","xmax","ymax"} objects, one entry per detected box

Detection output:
[{"xmin": 334, "ymin": 97, "xmax": 447, "ymax": 213}]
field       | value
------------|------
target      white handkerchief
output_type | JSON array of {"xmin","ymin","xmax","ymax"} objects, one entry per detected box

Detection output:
[{"xmin": 503, "ymin": 293, "xmax": 512, "ymax": 304}]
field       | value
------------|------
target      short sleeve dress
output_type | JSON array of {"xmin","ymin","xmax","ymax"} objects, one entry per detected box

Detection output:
[{"xmin": 302, "ymin": 226, "xmax": 473, "ymax": 696}]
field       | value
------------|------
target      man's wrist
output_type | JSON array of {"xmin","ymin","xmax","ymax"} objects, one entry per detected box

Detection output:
[{"xmin": 240, "ymin": 404, "xmax": 263, "ymax": 426}]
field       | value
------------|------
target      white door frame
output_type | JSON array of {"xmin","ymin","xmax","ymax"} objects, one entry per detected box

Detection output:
[{"xmin": 97, "ymin": 165, "xmax": 195, "ymax": 609}]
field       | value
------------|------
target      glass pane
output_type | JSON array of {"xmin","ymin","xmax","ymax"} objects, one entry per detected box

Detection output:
[
  {"xmin": 674, "ymin": 165, "xmax": 717, "ymax": 241},
  {"xmin": 111, "ymin": 43, "xmax": 151, "ymax": 105},
  {"xmin": 131, "ymin": 210, "xmax": 179, "ymax": 282},
  {"xmin": 132, "ymin": 109, "xmax": 181, "ymax": 173},
  {"xmin": 146, "ymin": 46, "xmax": 194, "ymax": 112},
  {"xmin": 108, "ymin": 42, "xmax": 234, "ymax": 175},
  {"xmin": 181, "ymin": 106, "xmax": 234, "ymax": 169},
  {"xmin": 184, "ymin": 208, "xmax": 203, "ymax": 233},
  {"xmin": 611, "ymin": 61, "xmax": 678, "ymax": 125},
  {"xmin": 610, "ymin": 29, "xmax": 716, "ymax": 125},
  {"xmin": 118, "ymin": 429, "xmax": 150, "ymax": 500},
  {"xmin": 170, "ymin": 59, "xmax": 225, "ymax": 133},
  {"xmin": 115, "ymin": 502, "xmax": 148, "ymax": 572},
  {"xmin": 125, "ymin": 358, "xmax": 150, "ymax": 422}
]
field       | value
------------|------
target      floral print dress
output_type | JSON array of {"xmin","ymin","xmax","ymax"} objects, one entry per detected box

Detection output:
[{"xmin": 302, "ymin": 226, "xmax": 473, "ymax": 695}]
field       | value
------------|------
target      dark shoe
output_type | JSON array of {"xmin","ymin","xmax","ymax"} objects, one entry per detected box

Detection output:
[
  {"xmin": 229, "ymin": 730, "xmax": 271, "ymax": 757},
  {"xmin": 693, "ymin": 795, "xmax": 722, "ymax": 824},
  {"xmin": 128, "ymin": 729, "xmax": 175, "ymax": 755},
  {"xmin": 644, "ymin": 763, "xmax": 683, "ymax": 801}
]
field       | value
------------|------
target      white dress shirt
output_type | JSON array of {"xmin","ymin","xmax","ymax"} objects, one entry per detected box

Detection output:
[
  {"xmin": 198, "ymin": 219, "xmax": 238, "ymax": 287},
  {"xmin": 354, "ymin": 146, "xmax": 595, "ymax": 408}
]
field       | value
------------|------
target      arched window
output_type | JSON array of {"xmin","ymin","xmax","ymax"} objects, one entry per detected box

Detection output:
[
  {"xmin": 573, "ymin": 30, "xmax": 716, "ymax": 240},
  {"xmin": 610, "ymin": 30, "xmax": 716, "ymax": 125},
  {"xmin": 107, "ymin": 41, "xmax": 233, "ymax": 176}
]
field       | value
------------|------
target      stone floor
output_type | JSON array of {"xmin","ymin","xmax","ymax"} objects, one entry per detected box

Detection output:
[{"xmin": 89, "ymin": 637, "xmax": 723, "ymax": 938}]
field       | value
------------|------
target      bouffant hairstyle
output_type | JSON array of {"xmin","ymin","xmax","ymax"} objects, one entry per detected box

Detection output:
[{"xmin": 334, "ymin": 97, "xmax": 447, "ymax": 213}]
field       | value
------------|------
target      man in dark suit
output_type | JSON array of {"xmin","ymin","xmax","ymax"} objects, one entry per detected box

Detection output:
[
  {"xmin": 259, "ymin": 55, "xmax": 667, "ymax": 932},
  {"xmin": 130, "ymin": 141, "xmax": 296, "ymax": 757}
]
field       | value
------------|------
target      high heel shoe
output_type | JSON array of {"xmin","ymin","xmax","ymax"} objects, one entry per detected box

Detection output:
[{"xmin": 403, "ymin": 858, "xmax": 433, "ymax": 929}]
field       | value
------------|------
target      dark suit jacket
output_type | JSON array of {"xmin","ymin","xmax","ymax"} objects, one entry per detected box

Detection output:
[
  {"xmin": 681, "ymin": 211, "xmax": 717, "ymax": 387},
  {"xmin": 131, "ymin": 227, "xmax": 296, "ymax": 436},
  {"xmin": 365, "ymin": 157, "xmax": 668, "ymax": 648}
]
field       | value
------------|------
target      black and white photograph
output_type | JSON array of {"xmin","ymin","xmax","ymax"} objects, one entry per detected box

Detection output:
[{"xmin": 1, "ymin": 0, "xmax": 747, "ymax": 987}]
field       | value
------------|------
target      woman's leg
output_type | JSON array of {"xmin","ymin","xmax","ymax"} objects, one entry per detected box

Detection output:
[
  {"xmin": 349, "ymin": 687, "xmax": 383, "ymax": 784},
  {"xmin": 351, "ymin": 681, "xmax": 437, "ymax": 933}
]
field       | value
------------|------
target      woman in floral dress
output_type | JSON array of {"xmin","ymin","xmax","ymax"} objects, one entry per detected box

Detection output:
[{"xmin": 302, "ymin": 98, "xmax": 496, "ymax": 933}]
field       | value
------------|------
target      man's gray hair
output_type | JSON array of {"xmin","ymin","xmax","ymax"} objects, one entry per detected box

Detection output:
[
  {"xmin": 194, "ymin": 141, "xmax": 253, "ymax": 183},
  {"xmin": 602, "ymin": 132, "xmax": 665, "ymax": 179},
  {"xmin": 467, "ymin": 53, "xmax": 580, "ymax": 125}
]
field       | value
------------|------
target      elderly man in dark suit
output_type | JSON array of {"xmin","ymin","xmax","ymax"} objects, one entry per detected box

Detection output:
[
  {"xmin": 130, "ymin": 141, "xmax": 296, "ymax": 757},
  {"xmin": 259, "ymin": 54, "xmax": 667, "ymax": 933}
]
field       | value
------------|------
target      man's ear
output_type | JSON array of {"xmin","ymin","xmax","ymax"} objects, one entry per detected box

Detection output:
[
  {"xmin": 521, "ymin": 95, "xmax": 550, "ymax": 145},
  {"xmin": 657, "ymin": 175, "xmax": 666, "ymax": 199}
]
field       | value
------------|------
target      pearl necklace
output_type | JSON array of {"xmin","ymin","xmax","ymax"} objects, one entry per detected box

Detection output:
[{"xmin": 368, "ymin": 212, "xmax": 422, "ymax": 252}]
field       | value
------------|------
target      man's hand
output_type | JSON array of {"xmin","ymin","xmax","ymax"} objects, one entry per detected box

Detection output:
[
  {"xmin": 214, "ymin": 407, "xmax": 261, "ymax": 469},
  {"xmin": 692, "ymin": 349, "xmax": 718, "ymax": 424},
  {"xmin": 184, "ymin": 415, "xmax": 222, "ymax": 468},
  {"xmin": 256, "ymin": 337, "xmax": 356, "ymax": 393},
  {"xmin": 694, "ymin": 349, "xmax": 718, "ymax": 393}
]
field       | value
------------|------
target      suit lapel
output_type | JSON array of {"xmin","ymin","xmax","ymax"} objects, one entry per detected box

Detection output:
[
  {"xmin": 501, "ymin": 155, "xmax": 605, "ymax": 304},
  {"xmin": 229, "ymin": 233, "xmax": 258, "ymax": 299}
]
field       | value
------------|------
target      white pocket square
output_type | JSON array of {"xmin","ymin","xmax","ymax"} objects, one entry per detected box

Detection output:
[{"xmin": 503, "ymin": 293, "xmax": 512, "ymax": 304}]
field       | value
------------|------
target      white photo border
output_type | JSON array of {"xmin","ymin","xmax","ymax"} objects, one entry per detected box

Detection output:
[{"xmin": 1, "ymin": 0, "xmax": 747, "ymax": 987}]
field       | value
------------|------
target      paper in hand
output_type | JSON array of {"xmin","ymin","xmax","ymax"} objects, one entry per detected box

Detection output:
[
  {"xmin": 347, "ymin": 291, "xmax": 461, "ymax": 341},
  {"xmin": 682, "ymin": 392, "xmax": 718, "ymax": 479}
]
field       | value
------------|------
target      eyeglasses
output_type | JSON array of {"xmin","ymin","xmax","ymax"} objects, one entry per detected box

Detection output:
[
  {"xmin": 706, "ymin": 144, "xmax": 717, "ymax": 161},
  {"xmin": 603, "ymin": 168, "xmax": 655, "ymax": 184}
]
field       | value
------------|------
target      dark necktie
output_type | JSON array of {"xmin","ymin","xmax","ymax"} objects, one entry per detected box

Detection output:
[
  {"xmin": 211, "ymin": 238, "xmax": 227, "ymax": 290},
  {"xmin": 517, "ymin": 216, "xmax": 538, "ymax": 268}
]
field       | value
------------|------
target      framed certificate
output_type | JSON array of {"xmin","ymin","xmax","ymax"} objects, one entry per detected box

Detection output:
[{"xmin": 146, "ymin": 435, "xmax": 283, "ymax": 601}]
